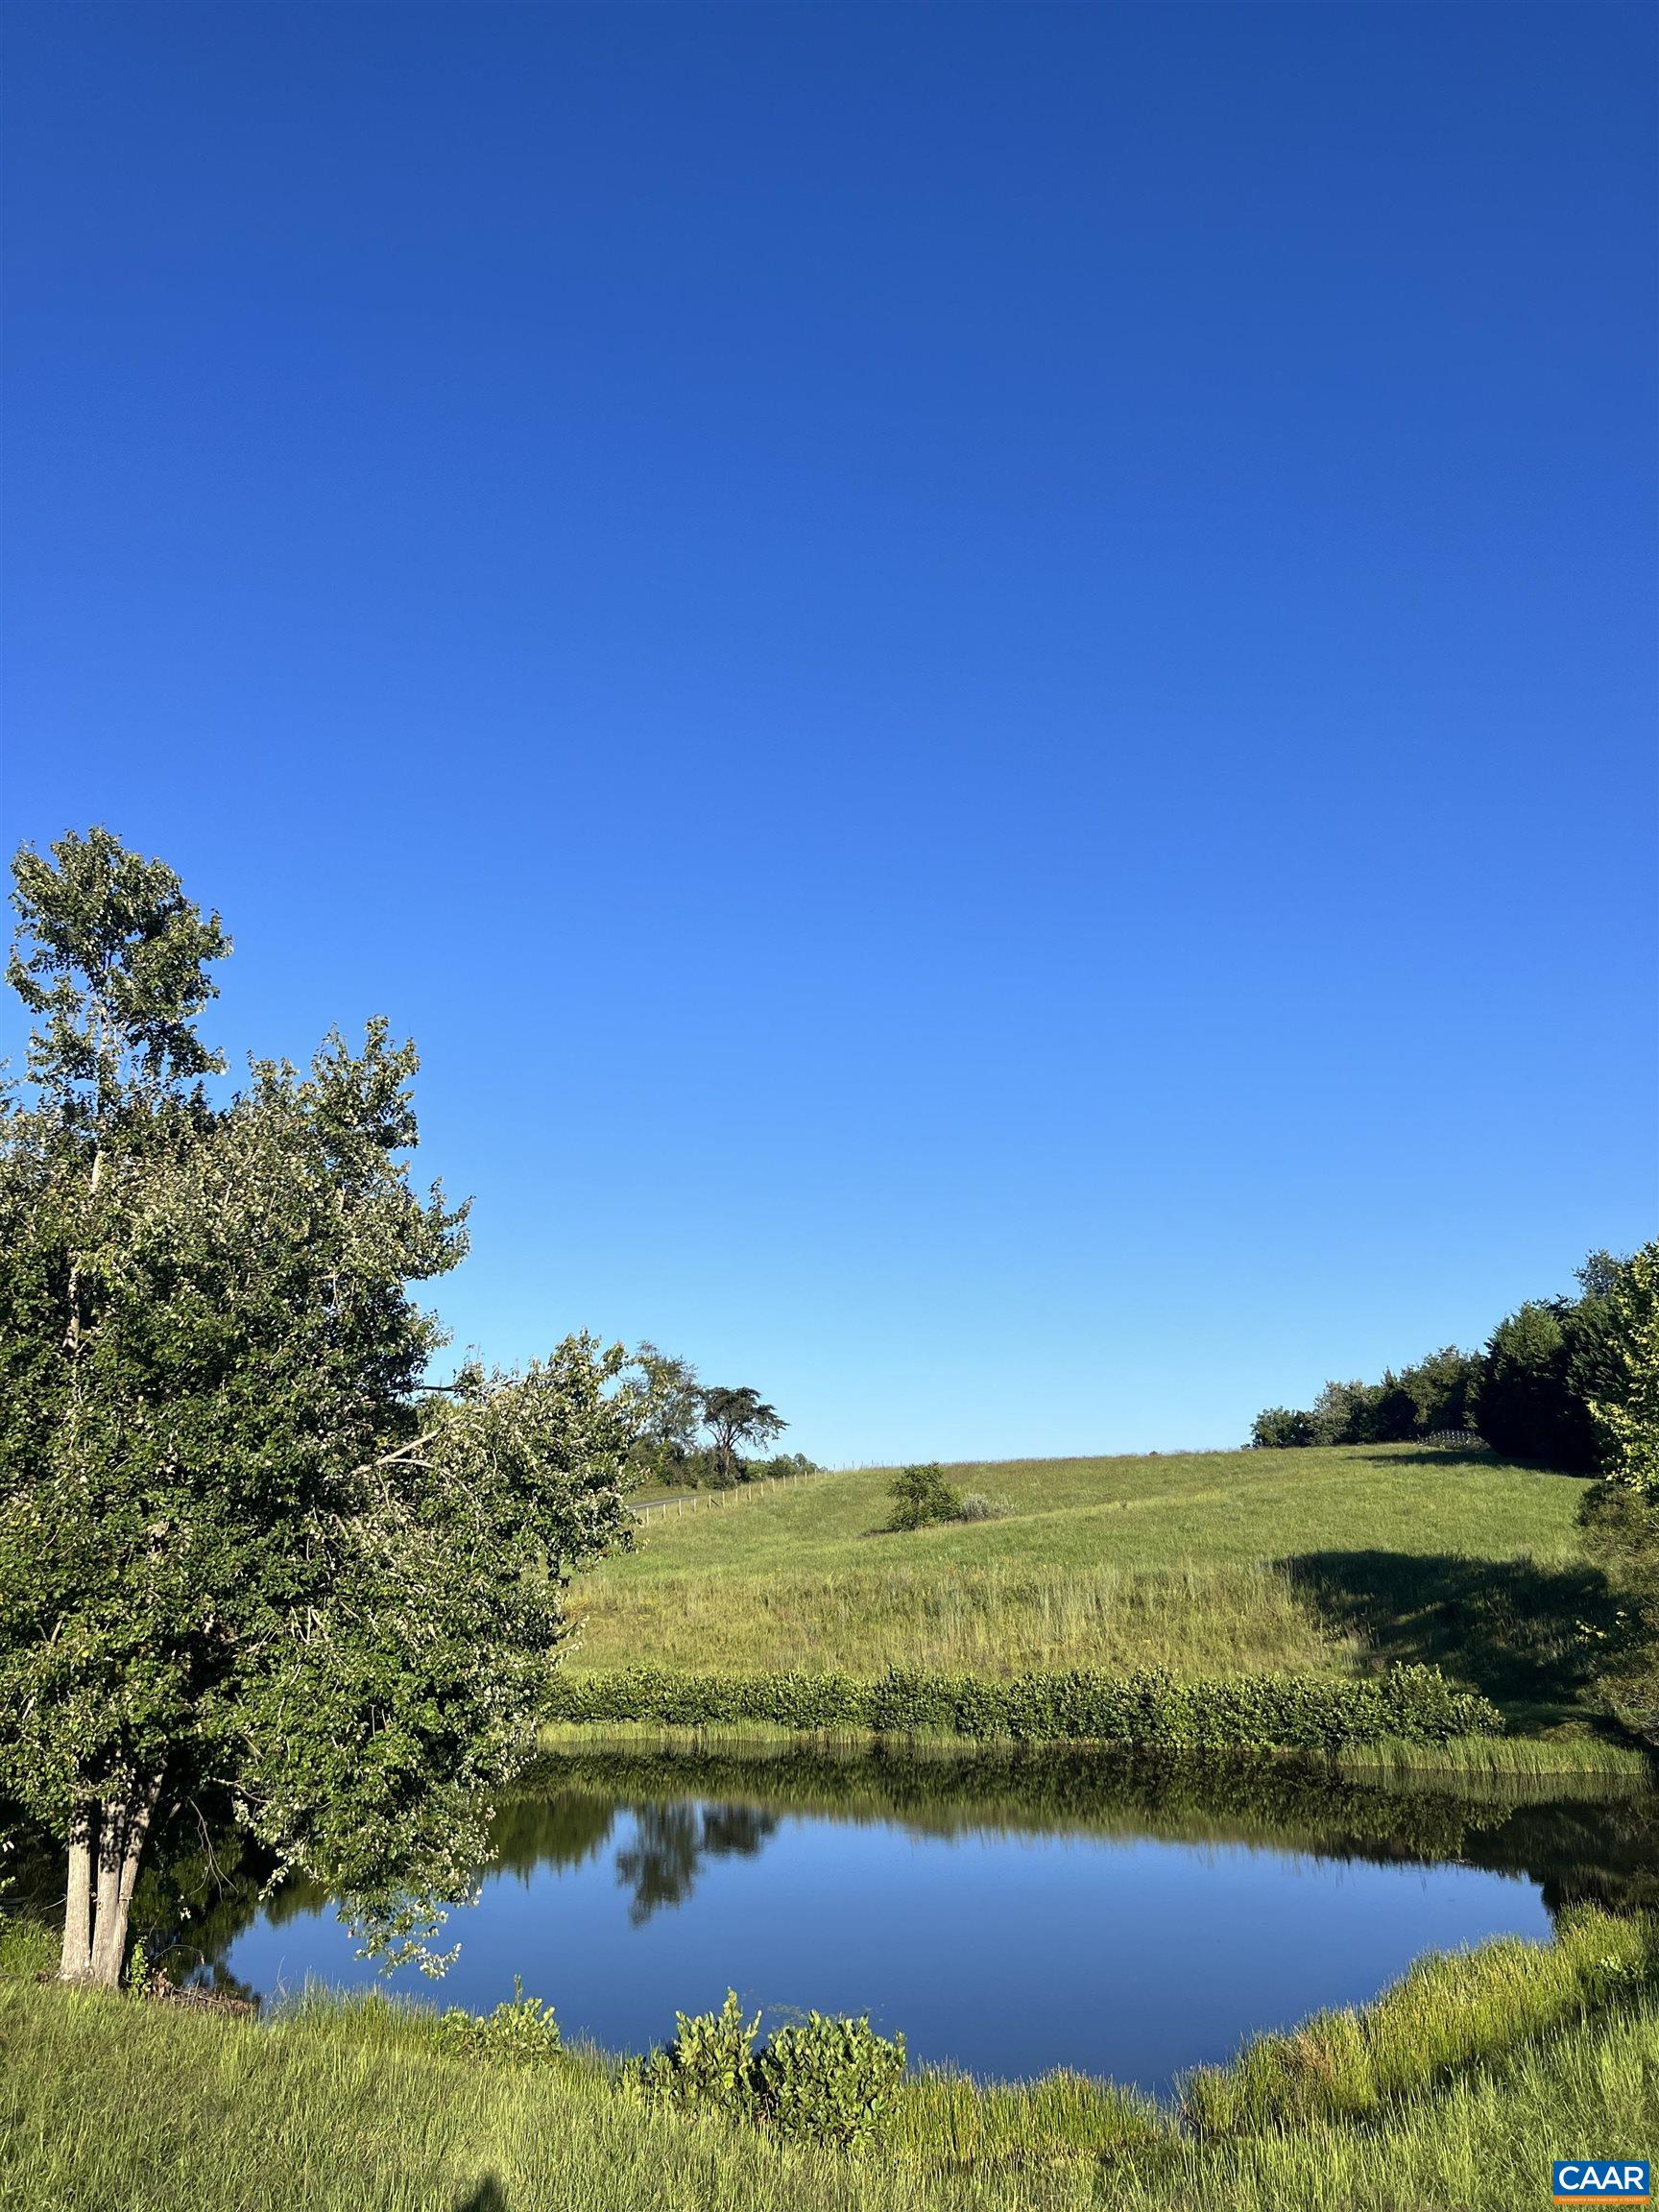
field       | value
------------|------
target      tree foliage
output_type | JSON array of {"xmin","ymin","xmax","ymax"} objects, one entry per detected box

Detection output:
[
  {"xmin": 614, "ymin": 1354, "xmax": 804, "ymax": 1490},
  {"xmin": 615, "ymin": 1343, "xmax": 705, "ymax": 1485},
  {"xmin": 1251, "ymin": 1350, "xmax": 1482, "ymax": 1452},
  {"xmin": 1584, "ymin": 1243, "xmax": 1659, "ymax": 1497},
  {"xmin": 886, "ymin": 1463, "xmax": 964, "ymax": 1531},
  {"xmin": 1247, "ymin": 1251, "xmax": 1645, "ymax": 1469},
  {"xmin": 0, "ymin": 830, "xmax": 632, "ymax": 1985},
  {"xmin": 1576, "ymin": 1242, "xmax": 1659, "ymax": 1747},
  {"xmin": 696, "ymin": 1385, "xmax": 786, "ymax": 1488}
]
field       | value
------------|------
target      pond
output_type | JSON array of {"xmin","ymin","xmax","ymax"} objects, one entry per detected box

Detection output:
[{"xmin": 174, "ymin": 1748, "xmax": 1658, "ymax": 2094}]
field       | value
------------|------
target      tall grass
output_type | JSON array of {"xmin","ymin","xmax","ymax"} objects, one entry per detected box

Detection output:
[
  {"xmin": 1181, "ymin": 1906, "xmax": 1659, "ymax": 2133},
  {"xmin": 573, "ymin": 1559, "xmax": 1356, "ymax": 1680},
  {"xmin": 571, "ymin": 1447, "xmax": 1610, "ymax": 1745},
  {"xmin": 3, "ymin": 1917, "xmax": 1657, "ymax": 2212}
]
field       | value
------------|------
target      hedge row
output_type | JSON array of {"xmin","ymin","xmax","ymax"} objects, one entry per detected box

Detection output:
[{"xmin": 546, "ymin": 1663, "xmax": 1502, "ymax": 1751}]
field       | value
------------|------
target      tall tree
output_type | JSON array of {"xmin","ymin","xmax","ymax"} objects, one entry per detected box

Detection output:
[
  {"xmin": 698, "ymin": 1385, "xmax": 785, "ymax": 1486},
  {"xmin": 0, "ymin": 830, "xmax": 631, "ymax": 1985},
  {"xmin": 616, "ymin": 1343, "xmax": 704, "ymax": 1482},
  {"xmin": 1578, "ymin": 1241, "xmax": 1659, "ymax": 1747}
]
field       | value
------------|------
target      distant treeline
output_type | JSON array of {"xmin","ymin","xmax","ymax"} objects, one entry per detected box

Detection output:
[
  {"xmin": 1251, "ymin": 1250, "xmax": 1634, "ymax": 1471},
  {"xmin": 619, "ymin": 1345, "xmax": 820, "ymax": 1490}
]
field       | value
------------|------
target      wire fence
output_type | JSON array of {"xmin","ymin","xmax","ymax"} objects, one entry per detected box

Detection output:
[{"xmin": 630, "ymin": 1466, "xmax": 833, "ymax": 1521}]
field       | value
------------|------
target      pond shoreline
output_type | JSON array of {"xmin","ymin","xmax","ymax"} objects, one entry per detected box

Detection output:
[
  {"xmin": 6, "ymin": 1906, "xmax": 1658, "ymax": 2212},
  {"xmin": 540, "ymin": 1710, "xmax": 1654, "ymax": 1784}
]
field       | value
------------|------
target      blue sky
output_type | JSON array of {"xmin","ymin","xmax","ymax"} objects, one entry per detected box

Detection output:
[{"xmin": 3, "ymin": 3, "xmax": 1654, "ymax": 1464}]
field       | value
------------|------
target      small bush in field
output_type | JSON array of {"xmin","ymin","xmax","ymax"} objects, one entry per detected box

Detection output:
[
  {"xmin": 756, "ymin": 2012, "xmax": 907, "ymax": 2148},
  {"xmin": 636, "ymin": 1989, "xmax": 760, "ymax": 2121},
  {"xmin": 886, "ymin": 1464, "xmax": 964, "ymax": 1530},
  {"xmin": 956, "ymin": 1493, "xmax": 997, "ymax": 1522},
  {"xmin": 435, "ymin": 1979, "xmax": 562, "ymax": 2065}
]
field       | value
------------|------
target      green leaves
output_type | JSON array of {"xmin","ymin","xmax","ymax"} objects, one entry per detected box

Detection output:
[
  {"xmin": 886, "ymin": 1464, "xmax": 964, "ymax": 1530},
  {"xmin": 547, "ymin": 1661, "xmax": 1503, "ymax": 1748},
  {"xmin": 0, "ymin": 830, "xmax": 632, "ymax": 1974},
  {"xmin": 1586, "ymin": 1241, "xmax": 1659, "ymax": 1497},
  {"xmin": 6, "ymin": 827, "xmax": 230, "ymax": 1110},
  {"xmin": 635, "ymin": 1991, "xmax": 906, "ymax": 2151}
]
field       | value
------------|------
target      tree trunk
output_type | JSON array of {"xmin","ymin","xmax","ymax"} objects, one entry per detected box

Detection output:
[
  {"xmin": 82, "ymin": 1771, "xmax": 163, "ymax": 1989},
  {"xmin": 59, "ymin": 1805, "xmax": 94, "ymax": 1981},
  {"xmin": 86, "ymin": 1801, "xmax": 127, "ymax": 1986}
]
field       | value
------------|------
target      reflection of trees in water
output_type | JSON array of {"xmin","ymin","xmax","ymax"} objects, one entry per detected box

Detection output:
[
  {"xmin": 531, "ymin": 1744, "xmax": 1659, "ymax": 1924},
  {"xmin": 614, "ymin": 1801, "xmax": 780, "ymax": 1925},
  {"xmin": 490, "ymin": 1791, "xmax": 618, "ymax": 1881},
  {"xmin": 9, "ymin": 1750, "xmax": 1653, "ymax": 1999}
]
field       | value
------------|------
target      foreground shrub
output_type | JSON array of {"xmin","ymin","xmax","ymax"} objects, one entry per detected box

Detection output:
[
  {"xmin": 756, "ymin": 2012, "xmax": 907, "ymax": 2147},
  {"xmin": 636, "ymin": 1989, "xmax": 760, "ymax": 2121},
  {"xmin": 547, "ymin": 1661, "xmax": 1503, "ymax": 1750},
  {"xmin": 435, "ymin": 1978, "xmax": 562, "ymax": 2065},
  {"xmin": 636, "ymin": 1991, "xmax": 905, "ymax": 2149}
]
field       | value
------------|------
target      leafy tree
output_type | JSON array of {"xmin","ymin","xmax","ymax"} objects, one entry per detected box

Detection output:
[
  {"xmin": 0, "ymin": 830, "xmax": 632, "ymax": 1986},
  {"xmin": 1307, "ymin": 1379, "xmax": 1382, "ymax": 1446},
  {"xmin": 1577, "ymin": 1241, "xmax": 1659, "ymax": 1747},
  {"xmin": 1575, "ymin": 1248, "xmax": 1635, "ymax": 1303},
  {"xmin": 698, "ymin": 1385, "xmax": 785, "ymax": 1487},
  {"xmin": 886, "ymin": 1463, "xmax": 963, "ymax": 1531},
  {"xmin": 616, "ymin": 1343, "xmax": 704, "ymax": 1485},
  {"xmin": 1474, "ymin": 1300, "xmax": 1598, "ymax": 1469},
  {"xmin": 1249, "ymin": 1407, "xmax": 1314, "ymax": 1449},
  {"xmin": 1584, "ymin": 1243, "xmax": 1659, "ymax": 1493},
  {"xmin": 1395, "ymin": 1344, "xmax": 1481, "ymax": 1434},
  {"xmin": 1251, "ymin": 1345, "xmax": 1482, "ymax": 1451}
]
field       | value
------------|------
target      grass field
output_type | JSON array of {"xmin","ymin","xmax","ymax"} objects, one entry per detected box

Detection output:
[
  {"xmin": 572, "ymin": 1446, "xmax": 1616, "ymax": 1739},
  {"xmin": 4, "ymin": 1912, "xmax": 1656, "ymax": 2212}
]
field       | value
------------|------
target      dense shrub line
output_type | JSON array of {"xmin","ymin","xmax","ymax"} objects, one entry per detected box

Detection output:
[
  {"xmin": 1249, "ymin": 1246, "xmax": 1641, "ymax": 1469},
  {"xmin": 546, "ymin": 1662, "xmax": 1502, "ymax": 1750}
]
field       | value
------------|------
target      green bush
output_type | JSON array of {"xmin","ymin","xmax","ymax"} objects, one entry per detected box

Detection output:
[
  {"xmin": 435, "ymin": 1979, "xmax": 562, "ymax": 2065},
  {"xmin": 756, "ymin": 2012, "xmax": 907, "ymax": 2148},
  {"xmin": 742, "ymin": 1453, "xmax": 823, "ymax": 1484},
  {"xmin": 1250, "ymin": 1407, "xmax": 1315, "ymax": 1449},
  {"xmin": 636, "ymin": 1989, "xmax": 761, "ymax": 2121},
  {"xmin": 546, "ymin": 1661, "xmax": 1502, "ymax": 1750},
  {"xmin": 887, "ymin": 1464, "xmax": 964, "ymax": 1530},
  {"xmin": 636, "ymin": 1991, "xmax": 905, "ymax": 2150}
]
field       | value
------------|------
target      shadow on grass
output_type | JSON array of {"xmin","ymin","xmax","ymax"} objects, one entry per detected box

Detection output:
[
  {"xmin": 1282, "ymin": 1550, "xmax": 1629, "ymax": 1722},
  {"xmin": 451, "ymin": 2180, "xmax": 508, "ymax": 2212},
  {"xmin": 1310, "ymin": 1446, "xmax": 1572, "ymax": 1478}
]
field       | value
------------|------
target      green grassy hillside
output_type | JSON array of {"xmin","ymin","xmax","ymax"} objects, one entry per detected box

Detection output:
[{"xmin": 572, "ymin": 1446, "xmax": 1612, "ymax": 1735}]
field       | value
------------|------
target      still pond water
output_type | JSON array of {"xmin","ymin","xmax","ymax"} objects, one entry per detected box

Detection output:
[{"xmin": 202, "ymin": 1748, "xmax": 1655, "ymax": 2094}]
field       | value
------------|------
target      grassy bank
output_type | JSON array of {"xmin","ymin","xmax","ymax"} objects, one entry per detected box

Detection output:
[
  {"xmin": 571, "ymin": 1447, "xmax": 1627, "ymax": 1753},
  {"xmin": 3, "ymin": 1911, "xmax": 1657, "ymax": 2212},
  {"xmin": 541, "ymin": 1716, "xmax": 1651, "ymax": 1781}
]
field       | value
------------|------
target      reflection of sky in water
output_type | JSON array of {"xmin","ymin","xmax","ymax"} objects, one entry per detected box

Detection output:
[{"xmin": 226, "ymin": 1795, "xmax": 1554, "ymax": 2090}]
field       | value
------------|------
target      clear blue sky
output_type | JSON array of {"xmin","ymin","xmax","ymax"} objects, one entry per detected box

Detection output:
[{"xmin": 3, "ymin": 3, "xmax": 1654, "ymax": 1465}]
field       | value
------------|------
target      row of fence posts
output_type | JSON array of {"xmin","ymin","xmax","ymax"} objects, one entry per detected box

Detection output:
[{"xmin": 631, "ymin": 1465, "xmax": 822, "ymax": 1521}]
